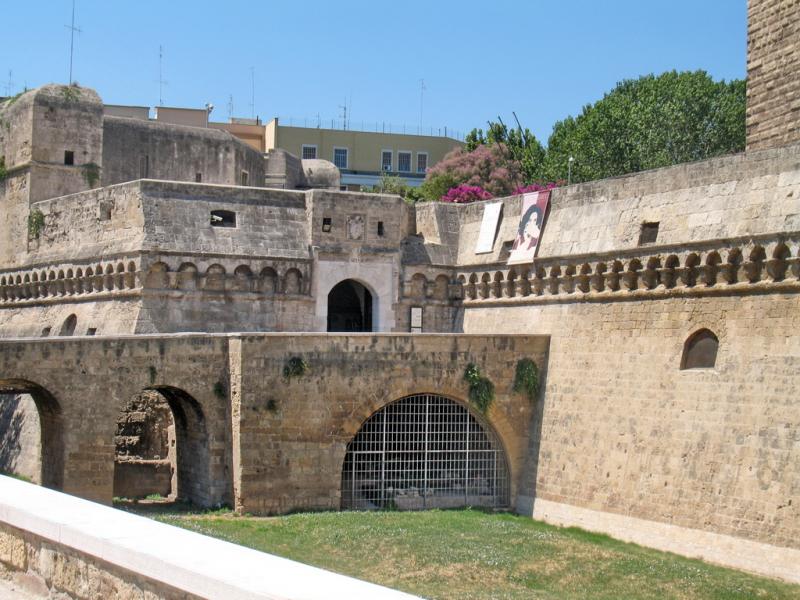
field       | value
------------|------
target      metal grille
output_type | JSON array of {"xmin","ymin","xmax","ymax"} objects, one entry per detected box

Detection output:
[{"xmin": 341, "ymin": 394, "xmax": 510, "ymax": 510}]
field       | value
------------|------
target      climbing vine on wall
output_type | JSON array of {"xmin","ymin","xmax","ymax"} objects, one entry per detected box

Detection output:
[
  {"xmin": 0, "ymin": 156, "xmax": 7, "ymax": 182},
  {"xmin": 60, "ymin": 85, "xmax": 81, "ymax": 103},
  {"xmin": 82, "ymin": 162, "xmax": 101, "ymax": 188},
  {"xmin": 464, "ymin": 363, "xmax": 495, "ymax": 414},
  {"xmin": 27, "ymin": 209, "xmax": 45, "ymax": 239},
  {"xmin": 513, "ymin": 358, "xmax": 540, "ymax": 402},
  {"xmin": 283, "ymin": 356, "xmax": 309, "ymax": 382}
]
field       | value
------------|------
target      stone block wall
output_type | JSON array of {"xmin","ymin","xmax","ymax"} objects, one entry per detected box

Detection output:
[
  {"xmin": 462, "ymin": 292, "xmax": 800, "ymax": 552},
  {"xmin": 747, "ymin": 0, "xmax": 800, "ymax": 150},
  {"xmin": 102, "ymin": 116, "xmax": 265, "ymax": 188},
  {"xmin": 445, "ymin": 142, "xmax": 800, "ymax": 267},
  {"xmin": 231, "ymin": 334, "xmax": 549, "ymax": 514}
]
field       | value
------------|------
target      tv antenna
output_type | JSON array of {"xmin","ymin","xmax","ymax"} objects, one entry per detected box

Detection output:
[
  {"xmin": 249, "ymin": 67, "xmax": 255, "ymax": 119},
  {"xmin": 4, "ymin": 71, "xmax": 13, "ymax": 96},
  {"xmin": 419, "ymin": 78, "xmax": 426, "ymax": 133},
  {"xmin": 227, "ymin": 94, "xmax": 234, "ymax": 120},
  {"xmin": 339, "ymin": 98, "xmax": 348, "ymax": 130},
  {"xmin": 157, "ymin": 45, "xmax": 168, "ymax": 106},
  {"xmin": 65, "ymin": 0, "xmax": 82, "ymax": 84}
]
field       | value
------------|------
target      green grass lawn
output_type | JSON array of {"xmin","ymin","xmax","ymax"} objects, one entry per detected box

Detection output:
[{"xmin": 141, "ymin": 507, "xmax": 798, "ymax": 600}]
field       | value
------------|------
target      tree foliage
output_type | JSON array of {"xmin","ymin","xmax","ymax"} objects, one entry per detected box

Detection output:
[
  {"xmin": 419, "ymin": 143, "xmax": 524, "ymax": 200},
  {"xmin": 542, "ymin": 71, "xmax": 745, "ymax": 183}
]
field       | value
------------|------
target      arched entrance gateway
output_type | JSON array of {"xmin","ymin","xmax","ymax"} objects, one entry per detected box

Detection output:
[
  {"xmin": 341, "ymin": 393, "xmax": 510, "ymax": 510},
  {"xmin": 327, "ymin": 279, "xmax": 373, "ymax": 332}
]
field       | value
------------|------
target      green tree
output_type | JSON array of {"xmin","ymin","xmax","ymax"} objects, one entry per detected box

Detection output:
[{"xmin": 543, "ymin": 71, "xmax": 745, "ymax": 183}]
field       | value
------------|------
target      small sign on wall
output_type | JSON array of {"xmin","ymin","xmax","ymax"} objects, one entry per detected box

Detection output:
[{"xmin": 410, "ymin": 306, "xmax": 423, "ymax": 333}]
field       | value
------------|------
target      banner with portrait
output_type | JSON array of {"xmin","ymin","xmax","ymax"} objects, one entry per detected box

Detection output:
[{"xmin": 507, "ymin": 191, "xmax": 550, "ymax": 265}]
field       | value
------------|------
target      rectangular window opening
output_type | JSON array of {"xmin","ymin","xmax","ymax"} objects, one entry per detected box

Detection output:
[
  {"xmin": 398, "ymin": 151, "xmax": 412, "ymax": 173},
  {"xmin": 417, "ymin": 152, "xmax": 428, "ymax": 173},
  {"xmin": 302, "ymin": 145, "xmax": 318, "ymax": 160},
  {"xmin": 377, "ymin": 221, "xmax": 385, "ymax": 237},
  {"xmin": 86, "ymin": 328, "xmax": 97, "ymax": 336},
  {"xmin": 333, "ymin": 147, "xmax": 348, "ymax": 169},
  {"xmin": 381, "ymin": 150, "xmax": 392, "ymax": 172},
  {"xmin": 195, "ymin": 172, "xmax": 202, "ymax": 183},
  {"xmin": 241, "ymin": 170, "xmax": 249, "ymax": 186},
  {"xmin": 64, "ymin": 150, "xmax": 74, "ymax": 166},
  {"xmin": 638, "ymin": 221, "xmax": 660, "ymax": 245},
  {"xmin": 139, "ymin": 155, "xmax": 149, "ymax": 178},
  {"xmin": 322, "ymin": 217, "xmax": 332, "ymax": 233},
  {"xmin": 410, "ymin": 306, "xmax": 423, "ymax": 333},
  {"xmin": 211, "ymin": 209, "xmax": 236, "ymax": 228}
]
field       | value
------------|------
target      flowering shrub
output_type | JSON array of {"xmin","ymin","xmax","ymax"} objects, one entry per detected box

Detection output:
[
  {"xmin": 441, "ymin": 184, "xmax": 493, "ymax": 204},
  {"xmin": 513, "ymin": 181, "xmax": 564, "ymax": 195},
  {"xmin": 420, "ymin": 143, "xmax": 524, "ymax": 200}
]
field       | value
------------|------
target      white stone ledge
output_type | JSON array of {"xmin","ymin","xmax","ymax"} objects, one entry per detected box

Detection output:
[
  {"xmin": 0, "ymin": 475, "xmax": 421, "ymax": 600},
  {"xmin": 521, "ymin": 496, "xmax": 800, "ymax": 584}
]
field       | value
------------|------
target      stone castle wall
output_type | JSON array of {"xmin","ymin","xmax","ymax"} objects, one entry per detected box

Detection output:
[
  {"xmin": 747, "ymin": 0, "xmax": 800, "ymax": 150},
  {"xmin": 102, "ymin": 116, "xmax": 266, "ymax": 188}
]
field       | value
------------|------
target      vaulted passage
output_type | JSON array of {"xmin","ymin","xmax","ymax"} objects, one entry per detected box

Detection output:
[
  {"xmin": 327, "ymin": 280, "xmax": 373, "ymax": 332},
  {"xmin": 341, "ymin": 393, "xmax": 510, "ymax": 510},
  {"xmin": 0, "ymin": 380, "xmax": 63, "ymax": 490},
  {"xmin": 113, "ymin": 387, "xmax": 209, "ymax": 505}
]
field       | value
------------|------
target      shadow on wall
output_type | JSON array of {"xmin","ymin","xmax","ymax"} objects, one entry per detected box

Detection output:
[{"xmin": 0, "ymin": 394, "xmax": 42, "ymax": 483}]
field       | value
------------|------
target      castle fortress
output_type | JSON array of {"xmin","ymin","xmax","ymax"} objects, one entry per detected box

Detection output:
[{"xmin": 0, "ymin": 0, "xmax": 798, "ymax": 585}]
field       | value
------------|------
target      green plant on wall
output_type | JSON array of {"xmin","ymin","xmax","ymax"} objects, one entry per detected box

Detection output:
[
  {"xmin": 60, "ymin": 85, "xmax": 81, "ymax": 103},
  {"xmin": 82, "ymin": 162, "xmax": 101, "ymax": 187},
  {"xmin": 27, "ymin": 209, "xmax": 45, "ymax": 239},
  {"xmin": 464, "ymin": 363, "xmax": 495, "ymax": 414},
  {"xmin": 283, "ymin": 356, "xmax": 309, "ymax": 382},
  {"xmin": 0, "ymin": 155, "xmax": 7, "ymax": 182},
  {"xmin": 513, "ymin": 358, "xmax": 540, "ymax": 402}
]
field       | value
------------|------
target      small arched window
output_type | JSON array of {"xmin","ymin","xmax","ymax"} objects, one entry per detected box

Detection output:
[
  {"xmin": 60, "ymin": 314, "xmax": 77, "ymax": 337},
  {"xmin": 681, "ymin": 329, "xmax": 718, "ymax": 370}
]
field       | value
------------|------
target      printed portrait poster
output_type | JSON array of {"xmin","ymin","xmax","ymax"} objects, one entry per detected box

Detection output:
[{"xmin": 507, "ymin": 191, "xmax": 550, "ymax": 265}]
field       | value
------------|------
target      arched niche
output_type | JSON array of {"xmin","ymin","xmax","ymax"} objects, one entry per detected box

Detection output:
[{"xmin": 327, "ymin": 279, "xmax": 373, "ymax": 332}]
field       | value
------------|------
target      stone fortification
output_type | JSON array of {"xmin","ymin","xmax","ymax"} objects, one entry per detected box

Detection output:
[
  {"xmin": 747, "ymin": 0, "xmax": 800, "ymax": 150},
  {"xmin": 102, "ymin": 115, "xmax": 265, "ymax": 188}
]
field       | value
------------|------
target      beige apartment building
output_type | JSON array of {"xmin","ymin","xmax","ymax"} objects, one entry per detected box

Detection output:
[{"xmin": 262, "ymin": 119, "xmax": 464, "ymax": 190}]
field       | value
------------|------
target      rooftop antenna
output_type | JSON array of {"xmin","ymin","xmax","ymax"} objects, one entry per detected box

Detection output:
[
  {"xmin": 157, "ymin": 45, "xmax": 168, "ymax": 106},
  {"xmin": 249, "ymin": 67, "xmax": 255, "ymax": 119},
  {"xmin": 316, "ymin": 113, "xmax": 321, "ymax": 128},
  {"xmin": 227, "ymin": 94, "xmax": 234, "ymax": 120},
  {"xmin": 419, "ymin": 79, "xmax": 426, "ymax": 134},
  {"xmin": 4, "ymin": 70, "xmax": 13, "ymax": 97},
  {"xmin": 65, "ymin": 0, "xmax": 82, "ymax": 84},
  {"xmin": 339, "ymin": 98, "xmax": 348, "ymax": 130}
]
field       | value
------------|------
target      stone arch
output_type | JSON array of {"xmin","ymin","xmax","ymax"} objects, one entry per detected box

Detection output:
[
  {"xmin": 409, "ymin": 273, "xmax": 427, "ymax": 299},
  {"xmin": 203, "ymin": 264, "xmax": 226, "ymax": 292},
  {"xmin": 340, "ymin": 392, "xmax": 511, "ymax": 510},
  {"xmin": 767, "ymin": 242, "xmax": 791, "ymax": 281},
  {"xmin": 104, "ymin": 264, "xmax": 115, "ymax": 291},
  {"xmin": 259, "ymin": 267, "xmax": 278, "ymax": 294},
  {"xmin": 623, "ymin": 259, "xmax": 642, "ymax": 291},
  {"xmin": 145, "ymin": 262, "xmax": 170, "ymax": 289},
  {"xmin": 703, "ymin": 251, "xmax": 722, "ymax": 286},
  {"xmin": 327, "ymin": 279, "xmax": 374, "ymax": 332},
  {"xmin": 176, "ymin": 262, "xmax": 198, "ymax": 291},
  {"xmin": 0, "ymin": 379, "xmax": 64, "ymax": 490},
  {"xmin": 433, "ymin": 274, "xmax": 450, "ymax": 301},
  {"xmin": 643, "ymin": 257, "xmax": 661, "ymax": 289},
  {"xmin": 467, "ymin": 273, "xmax": 478, "ymax": 300},
  {"xmin": 681, "ymin": 329, "xmax": 719, "ymax": 370},
  {"xmin": 283, "ymin": 268, "xmax": 302, "ymax": 295},
  {"xmin": 59, "ymin": 314, "xmax": 77, "ymax": 337},
  {"xmin": 113, "ymin": 386, "xmax": 209, "ymax": 506},
  {"xmin": 661, "ymin": 255, "xmax": 680, "ymax": 289},
  {"xmin": 233, "ymin": 265, "xmax": 254, "ymax": 292}
]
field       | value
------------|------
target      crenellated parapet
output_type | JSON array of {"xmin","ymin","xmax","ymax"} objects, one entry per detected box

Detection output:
[{"xmin": 455, "ymin": 234, "xmax": 800, "ymax": 303}]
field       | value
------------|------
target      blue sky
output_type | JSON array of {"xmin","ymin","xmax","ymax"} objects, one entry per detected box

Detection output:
[{"xmin": 1, "ymin": 1, "xmax": 746, "ymax": 143}]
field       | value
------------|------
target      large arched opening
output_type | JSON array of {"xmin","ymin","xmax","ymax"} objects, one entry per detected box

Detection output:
[
  {"xmin": 0, "ymin": 379, "xmax": 64, "ymax": 490},
  {"xmin": 113, "ymin": 386, "xmax": 209, "ymax": 506},
  {"xmin": 327, "ymin": 279, "xmax": 373, "ymax": 332},
  {"xmin": 341, "ymin": 393, "xmax": 510, "ymax": 510}
]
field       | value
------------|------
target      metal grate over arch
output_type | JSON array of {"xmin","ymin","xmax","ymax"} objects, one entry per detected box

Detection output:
[{"xmin": 341, "ymin": 393, "xmax": 510, "ymax": 510}]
